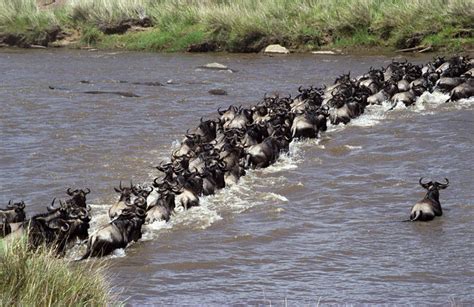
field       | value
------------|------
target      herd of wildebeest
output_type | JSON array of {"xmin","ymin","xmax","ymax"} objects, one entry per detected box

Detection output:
[{"xmin": 1, "ymin": 55, "xmax": 473, "ymax": 259}]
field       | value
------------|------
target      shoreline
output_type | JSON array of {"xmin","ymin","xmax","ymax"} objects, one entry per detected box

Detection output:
[
  {"xmin": 1, "ymin": 0, "xmax": 472, "ymax": 55},
  {"xmin": 1, "ymin": 41, "xmax": 472, "ymax": 58}
]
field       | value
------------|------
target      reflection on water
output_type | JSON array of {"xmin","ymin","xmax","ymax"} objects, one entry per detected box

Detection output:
[{"xmin": 1, "ymin": 49, "xmax": 473, "ymax": 305}]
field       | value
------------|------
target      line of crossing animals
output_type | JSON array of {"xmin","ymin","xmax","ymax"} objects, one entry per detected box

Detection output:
[{"xmin": 1, "ymin": 55, "xmax": 472, "ymax": 259}]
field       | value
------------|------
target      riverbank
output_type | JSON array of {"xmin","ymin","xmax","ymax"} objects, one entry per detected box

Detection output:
[
  {"xmin": 0, "ymin": 0, "xmax": 473, "ymax": 53},
  {"xmin": 0, "ymin": 237, "xmax": 112, "ymax": 305}
]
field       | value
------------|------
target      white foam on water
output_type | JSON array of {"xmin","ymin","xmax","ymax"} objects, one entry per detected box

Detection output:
[
  {"xmin": 453, "ymin": 96, "xmax": 474, "ymax": 110},
  {"xmin": 141, "ymin": 220, "xmax": 173, "ymax": 241},
  {"xmin": 262, "ymin": 193, "xmax": 289, "ymax": 202},
  {"xmin": 413, "ymin": 91, "xmax": 450, "ymax": 114},
  {"xmin": 110, "ymin": 248, "xmax": 126, "ymax": 258},
  {"xmin": 80, "ymin": 90, "xmax": 473, "ymax": 259},
  {"xmin": 169, "ymin": 201, "xmax": 223, "ymax": 230},
  {"xmin": 351, "ymin": 102, "xmax": 394, "ymax": 127}
]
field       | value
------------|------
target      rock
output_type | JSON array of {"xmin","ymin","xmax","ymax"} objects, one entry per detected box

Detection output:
[
  {"xmin": 83, "ymin": 91, "xmax": 140, "ymax": 98},
  {"xmin": 208, "ymin": 89, "xmax": 228, "ymax": 95},
  {"xmin": 200, "ymin": 62, "xmax": 228, "ymax": 70},
  {"xmin": 263, "ymin": 44, "xmax": 289, "ymax": 54},
  {"xmin": 30, "ymin": 45, "xmax": 47, "ymax": 49},
  {"xmin": 197, "ymin": 62, "xmax": 235, "ymax": 72},
  {"xmin": 311, "ymin": 50, "xmax": 340, "ymax": 55},
  {"xmin": 131, "ymin": 81, "xmax": 163, "ymax": 87}
]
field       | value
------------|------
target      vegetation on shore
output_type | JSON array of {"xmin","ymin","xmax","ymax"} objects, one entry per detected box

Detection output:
[
  {"xmin": 0, "ymin": 0, "xmax": 473, "ymax": 52},
  {"xmin": 0, "ymin": 236, "xmax": 112, "ymax": 305}
]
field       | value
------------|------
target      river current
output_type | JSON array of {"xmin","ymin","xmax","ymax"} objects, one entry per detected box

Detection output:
[{"xmin": 0, "ymin": 49, "xmax": 473, "ymax": 305}]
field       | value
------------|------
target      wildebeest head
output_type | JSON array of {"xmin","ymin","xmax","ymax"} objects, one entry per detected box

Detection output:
[
  {"xmin": 1, "ymin": 200, "xmax": 26, "ymax": 223},
  {"xmin": 65, "ymin": 188, "xmax": 90, "ymax": 208},
  {"xmin": 194, "ymin": 117, "xmax": 218, "ymax": 142},
  {"xmin": 114, "ymin": 181, "xmax": 136, "ymax": 202},
  {"xmin": 419, "ymin": 177, "xmax": 449, "ymax": 192},
  {"xmin": 217, "ymin": 105, "xmax": 238, "ymax": 123},
  {"xmin": 66, "ymin": 207, "xmax": 91, "ymax": 242}
]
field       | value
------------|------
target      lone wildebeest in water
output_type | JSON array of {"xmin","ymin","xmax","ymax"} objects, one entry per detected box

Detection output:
[{"xmin": 410, "ymin": 178, "xmax": 449, "ymax": 221}]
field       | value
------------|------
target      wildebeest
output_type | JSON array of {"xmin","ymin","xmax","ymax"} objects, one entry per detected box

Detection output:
[
  {"xmin": 145, "ymin": 187, "xmax": 176, "ymax": 224},
  {"xmin": 80, "ymin": 207, "xmax": 146, "ymax": 259},
  {"xmin": 65, "ymin": 188, "xmax": 90, "ymax": 208},
  {"xmin": 0, "ymin": 200, "xmax": 26, "ymax": 223},
  {"xmin": 109, "ymin": 181, "xmax": 137, "ymax": 219},
  {"xmin": 410, "ymin": 178, "xmax": 449, "ymax": 221}
]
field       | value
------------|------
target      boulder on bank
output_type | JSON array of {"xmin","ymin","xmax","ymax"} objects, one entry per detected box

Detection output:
[{"xmin": 263, "ymin": 44, "xmax": 290, "ymax": 54}]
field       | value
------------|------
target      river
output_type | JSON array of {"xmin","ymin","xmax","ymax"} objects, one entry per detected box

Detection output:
[{"xmin": 1, "ymin": 49, "xmax": 473, "ymax": 305}]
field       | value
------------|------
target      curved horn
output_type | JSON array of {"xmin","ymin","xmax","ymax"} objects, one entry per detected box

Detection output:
[
  {"xmin": 135, "ymin": 208, "xmax": 147, "ymax": 218},
  {"xmin": 47, "ymin": 198, "xmax": 58, "ymax": 211},
  {"xmin": 18, "ymin": 201, "xmax": 25, "ymax": 210},
  {"xmin": 67, "ymin": 188, "xmax": 74, "ymax": 196},
  {"xmin": 84, "ymin": 188, "xmax": 91, "ymax": 195},
  {"xmin": 119, "ymin": 180, "xmax": 123, "ymax": 190},
  {"xmin": 7, "ymin": 200, "xmax": 13, "ymax": 209},
  {"xmin": 419, "ymin": 177, "xmax": 430, "ymax": 189},
  {"xmin": 436, "ymin": 178, "xmax": 449, "ymax": 188},
  {"xmin": 69, "ymin": 209, "xmax": 79, "ymax": 219},
  {"xmin": 79, "ymin": 208, "xmax": 90, "ymax": 220},
  {"xmin": 59, "ymin": 221, "xmax": 70, "ymax": 232},
  {"xmin": 59, "ymin": 199, "xmax": 68, "ymax": 208}
]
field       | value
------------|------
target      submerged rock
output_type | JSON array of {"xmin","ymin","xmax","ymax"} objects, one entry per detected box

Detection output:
[
  {"xmin": 197, "ymin": 62, "xmax": 235, "ymax": 72},
  {"xmin": 208, "ymin": 89, "xmax": 228, "ymax": 95},
  {"xmin": 264, "ymin": 44, "xmax": 290, "ymax": 54}
]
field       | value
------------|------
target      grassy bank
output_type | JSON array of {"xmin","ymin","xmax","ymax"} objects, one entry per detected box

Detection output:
[
  {"xmin": 0, "ymin": 236, "xmax": 112, "ymax": 305},
  {"xmin": 0, "ymin": 0, "xmax": 473, "ymax": 52}
]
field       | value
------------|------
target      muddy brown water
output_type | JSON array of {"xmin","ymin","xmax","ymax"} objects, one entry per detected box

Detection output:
[{"xmin": 1, "ymin": 49, "xmax": 473, "ymax": 305}]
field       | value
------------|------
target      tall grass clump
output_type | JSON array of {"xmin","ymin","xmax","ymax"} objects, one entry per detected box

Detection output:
[
  {"xmin": 69, "ymin": 0, "xmax": 148, "ymax": 24},
  {"xmin": 373, "ymin": 0, "xmax": 473, "ymax": 47},
  {"xmin": 0, "ymin": 236, "xmax": 112, "ymax": 306},
  {"xmin": 0, "ymin": 0, "xmax": 57, "ymax": 34}
]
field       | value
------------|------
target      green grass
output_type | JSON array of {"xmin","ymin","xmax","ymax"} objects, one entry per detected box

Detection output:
[
  {"xmin": 332, "ymin": 29, "xmax": 380, "ymax": 49},
  {"xmin": 0, "ymin": 236, "xmax": 112, "ymax": 306},
  {"xmin": 0, "ymin": 0, "xmax": 58, "ymax": 39},
  {"xmin": 98, "ymin": 24, "xmax": 206, "ymax": 51},
  {"xmin": 69, "ymin": 0, "xmax": 148, "ymax": 24},
  {"xmin": 1, "ymin": 0, "xmax": 473, "ymax": 51}
]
